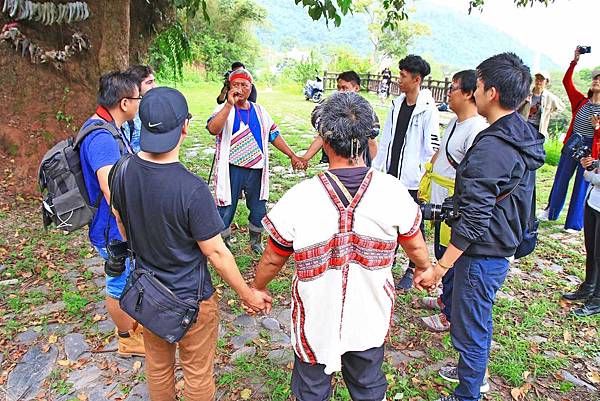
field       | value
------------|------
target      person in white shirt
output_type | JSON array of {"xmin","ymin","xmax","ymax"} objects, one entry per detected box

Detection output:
[
  {"xmin": 419, "ymin": 70, "xmax": 489, "ymax": 333},
  {"xmin": 372, "ymin": 54, "xmax": 440, "ymax": 291}
]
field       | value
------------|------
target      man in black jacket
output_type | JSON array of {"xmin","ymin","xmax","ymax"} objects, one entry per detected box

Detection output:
[{"xmin": 415, "ymin": 53, "xmax": 545, "ymax": 401}]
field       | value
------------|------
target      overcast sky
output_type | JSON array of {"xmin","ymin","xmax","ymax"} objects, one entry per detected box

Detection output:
[{"xmin": 427, "ymin": 0, "xmax": 599, "ymax": 70}]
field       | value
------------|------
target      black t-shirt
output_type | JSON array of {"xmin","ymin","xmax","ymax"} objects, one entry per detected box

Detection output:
[
  {"xmin": 112, "ymin": 155, "xmax": 225, "ymax": 301},
  {"xmin": 387, "ymin": 99, "xmax": 416, "ymax": 178}
]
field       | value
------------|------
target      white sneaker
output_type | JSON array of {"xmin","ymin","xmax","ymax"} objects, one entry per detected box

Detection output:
[
  {"xmin": 564, "ymin": 228, "xmax": 579, "ymax": 234},
  {"xmin": 537, "ymin": 209, "xmax": 549, "ymax": 221}
]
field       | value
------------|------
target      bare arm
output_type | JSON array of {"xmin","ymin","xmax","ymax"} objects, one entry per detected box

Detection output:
[
  {"xmin": 198, "ymin": 234, "xmax": 271, "ymax": 312},
  {"xmin": 398, "ymin": 233, "xmax": 431, "ymax": 272},
  {"xmin": 272, "ymin": 135, "xmax": 305, "ymax": 169},
  {"xmin": 112, "ymin": 208, "xmax": 127, "ymax": 240},
  {"xmin": 206, "ymin": 103, "xmax": 233, "ymax": 135},
  {"xmin": 368, "ymin": 138, "xmax": 378, "ymax": 160},
  {"xmin": 96, "ymin": 165, "xmax": 113, "ymax": 204},
  {"xmin": 302, "ymin": 136, "xmax": 324, "ymax": 161},
  {"xmin": 253, "ymin": 244, "xmax": 289, "ymax": 292}
]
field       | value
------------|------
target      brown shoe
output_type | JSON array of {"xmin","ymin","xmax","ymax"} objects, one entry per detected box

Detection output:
[{"xmin": 117, "ymin": 324, "xmax": 145, "ymax": 357}]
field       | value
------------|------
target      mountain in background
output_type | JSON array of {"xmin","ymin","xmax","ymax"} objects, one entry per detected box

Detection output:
[{"xmin": 254, "ymin": 0, "xmax": 559, "ymax": 72}]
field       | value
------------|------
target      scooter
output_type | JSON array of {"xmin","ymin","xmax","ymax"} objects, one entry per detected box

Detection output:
[{"xmin": 303, "ymin": 75, "xmax": 323, "ymax": 103}]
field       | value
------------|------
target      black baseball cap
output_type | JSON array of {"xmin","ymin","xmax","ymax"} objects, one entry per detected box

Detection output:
[{"xmin": 139, "ymin": 87, "xmax": 189, "ymax": 153}]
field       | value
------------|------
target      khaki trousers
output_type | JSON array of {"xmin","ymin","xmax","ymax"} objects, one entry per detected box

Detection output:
[{"xmin": 143, "ymin": 294, "xmax": 219, "ymax": 401}]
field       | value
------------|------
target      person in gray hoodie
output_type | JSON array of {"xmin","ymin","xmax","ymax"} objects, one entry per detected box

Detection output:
[{"xmin": 415, "ymin": 53, "xmax": 546, "ymax": 401}]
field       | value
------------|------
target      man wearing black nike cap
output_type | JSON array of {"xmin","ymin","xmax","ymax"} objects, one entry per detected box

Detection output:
[{"xmin": 110, "ymin": 87, "xmax": 271, "ymax": 400}]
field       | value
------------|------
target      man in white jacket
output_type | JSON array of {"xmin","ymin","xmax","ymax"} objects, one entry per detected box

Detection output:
[{"xmin": 373, "ymin": 54, "xmax": 440, "ymax": 290}]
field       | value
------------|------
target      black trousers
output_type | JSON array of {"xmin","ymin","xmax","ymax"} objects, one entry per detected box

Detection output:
[{"xmin": 583, "ymin": 204, "xmax": 600, "ymax": 296}]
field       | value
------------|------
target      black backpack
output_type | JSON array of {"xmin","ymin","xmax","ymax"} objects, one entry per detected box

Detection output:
[{"xmin": 39, "ymin": 121, "xmax": 125, "ymax": 232}]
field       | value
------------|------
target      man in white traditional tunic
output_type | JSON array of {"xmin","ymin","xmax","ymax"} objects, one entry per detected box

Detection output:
[
  {"xmin": 249, "ymin": 92, "xmax": 434, "ymax": 401},
  {"xmin": 207, "ymin": 69, "xmax": 303, "ymax": 253}
]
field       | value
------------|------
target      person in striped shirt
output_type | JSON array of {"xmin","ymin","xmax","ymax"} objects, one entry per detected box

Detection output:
[{"xmin": 540, "ymin": 47, "xmax": 600, "ymax": 232}]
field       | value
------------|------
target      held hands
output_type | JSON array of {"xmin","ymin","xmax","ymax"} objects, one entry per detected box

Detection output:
[
  {"xmin": 413, "ymin": 262, "xmax": 446, "ymax": 292},
  {"xmin": 241, "ymin": 287, "xmax": 273, "ymax": 316},
  {"xmin": 291, "ymin": 154, "xmax": 308, "ymax": 171}
]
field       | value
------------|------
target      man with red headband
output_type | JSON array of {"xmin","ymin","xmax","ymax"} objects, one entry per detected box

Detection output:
[{"xmin": 207, "ymin": 68, "xmax": 304, "ymax": 253}]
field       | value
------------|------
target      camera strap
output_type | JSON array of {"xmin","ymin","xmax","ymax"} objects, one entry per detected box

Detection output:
[
  {"xmin": 445, "ymin": 121, "xmax": 459, "ymax": 169},
  {"xmin": 105, "ymin": 154, "xmax": 132, "ymax": 248}
]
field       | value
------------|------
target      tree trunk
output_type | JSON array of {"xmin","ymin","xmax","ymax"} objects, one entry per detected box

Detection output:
[{"xmin": 0, "ymin": 0, "xmax": 173, "ymax": 195}]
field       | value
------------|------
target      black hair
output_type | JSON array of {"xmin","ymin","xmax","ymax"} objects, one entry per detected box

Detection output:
[
  {"xmin": 125, "ymin": 65, "xmax": 154, "ymax": 87},
  {"xmin": 476, "ymin": 52, "xmax": 531, "ymax": 110},
  {"xmin": 452, "ymin": 69, "xmax": 477, "ymax": 103},
  {"xmin": 231, "ymin": 61, "xmax": 245, "ymax": 70},
  {"xmin": 97, "ymin": 71, "xmax": 138, "ymax": 109},
  {"xmin": 319, "ymin": 92, "xmax": 372, "ymax": 160},
  {"xmin": 398, "ymin": 54, "xmax": 431, "ymax": 79},
  {"xmin": 337, "ymin": 70, "xmax": 361, "ymax": 86}
]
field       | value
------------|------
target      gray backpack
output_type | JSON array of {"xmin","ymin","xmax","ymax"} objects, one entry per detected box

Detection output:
[{"xmin": 39, "ymin": 121, "xmax": 125, "ymax": 232}]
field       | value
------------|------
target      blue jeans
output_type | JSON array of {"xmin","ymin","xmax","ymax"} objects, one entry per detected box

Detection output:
[
  {"xmin": 434, "ymin": 221, "xmax": 453, "ymax": 320},
  {"xmin": 218, "ymin": 164, "xmax": 267, "ymax": 230},
  {"xmin": 95, "ymin": 246, "xmax": 132, "ymax": 299},
  {"xmin": 547, "ymin": 142, "xmax": 591, "ymax": 230},
  {"xmin": 451, "ymin": 255, "xmax": 509, "ymax": 401}
]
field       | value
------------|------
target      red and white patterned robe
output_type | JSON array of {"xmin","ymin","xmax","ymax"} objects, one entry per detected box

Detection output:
[{"xmin": 263, "ymin": 169, "xmax": 421, "ymax": 374}]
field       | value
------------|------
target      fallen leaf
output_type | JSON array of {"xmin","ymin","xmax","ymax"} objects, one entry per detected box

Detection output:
[
  {"xmin": 48, "ymin": 334, "xmax": 58, "ymax": 344},
  {"xmin": 132, "ymin": 360, "xmax": 142, "ymax": 373},
  {"xmin": 586, "ymin": 371, "xmax": 600, "ymax": 384},
  {"xmin": 240, "ymin": 389, "xmax": 252, "ymax": 400},
  {"xmin": 77, "ymin": 393, "xmax": 88, "ymax": 401},
  {"xmin": 93, "ymin": 314, "xmax": 104, "ymax": 322},
  {"xmin": 227, "ymin": 299, "xmax": 237, "ymax": 306},
  {"xmin": 58, "ymin": 359, "xmax": 70, "ymax": 366},
  {"xmin": 563, "ymin": 330, "xmax": 572, "ymax": 342}
]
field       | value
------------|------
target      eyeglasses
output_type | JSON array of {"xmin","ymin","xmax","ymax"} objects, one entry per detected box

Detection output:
[
  {"xmin": 123, "ymin": 96, "xmax": 143, "ymax": 101},
  {"xmin": 447, "ymin": 86, "xmax": 461, "ymax": 94},
  {"xmin": 187, "ymin": 113, "xmax": 193, "ymax": 121}
]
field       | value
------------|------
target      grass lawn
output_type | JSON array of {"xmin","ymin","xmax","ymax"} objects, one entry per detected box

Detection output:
[{"xmin": 0, "ymin": 80, "xmax": 598, "ymax": 400}]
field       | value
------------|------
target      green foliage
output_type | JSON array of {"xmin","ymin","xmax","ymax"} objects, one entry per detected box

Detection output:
[
  {"xmin": 282, "ymin": 51, "xmax": 323, "ymax": 84},
  {"xmin": 148, "ymin": 21, "xmax": 193, "ymax": 81},
  {"xmin": 544, "ymin": 138, "xmax": 562, "ymax": 167},
  {"xmin": 62, "ymin": 291, "xmax": 89, "ymax": 317},
  {"xmin": 326, "ymin": 46, "xmax": 372, "ymax": 74},
  {"xmin": 185, "ymin": 0, "xmax": 266, "ymax": 79}
]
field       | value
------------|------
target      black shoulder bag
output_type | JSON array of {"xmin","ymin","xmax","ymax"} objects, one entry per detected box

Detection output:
[{"xmin": 109, "ymin": 155, "xmax": 204, "ymax": 344}]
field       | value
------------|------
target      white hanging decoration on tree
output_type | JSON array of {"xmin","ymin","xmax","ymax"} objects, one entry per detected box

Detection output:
[{"xmin": 2, "ymin": 0, "xmax": 90, "ymax": 25}]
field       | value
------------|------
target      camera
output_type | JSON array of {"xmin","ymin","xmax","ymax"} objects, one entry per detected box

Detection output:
[
  {"xmin": 566, "ymin": 133, "xmax": 599, "ymax": 171},
  {"xmin": 420, "ymin": 196, "xmax": 460, "ymax": 224},
  {"xmin": 104, "ymin": 240, "xmax": 129, "ymax": 277},
  {"xmin": 223, "ymin": 70, "xmax": 232, "ymax": 84},
  {"xmin": 577, "ymin": 46, "xmax": 592, "ymax": 55}
]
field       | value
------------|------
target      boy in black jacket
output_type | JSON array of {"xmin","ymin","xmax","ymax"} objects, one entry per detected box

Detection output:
[{"xmin": 415, "ymin": 53, "xmax": 545, "ymax": 401}]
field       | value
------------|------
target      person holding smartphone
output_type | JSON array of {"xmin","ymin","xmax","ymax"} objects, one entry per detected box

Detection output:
[{"xmin": 540, "ymin": 47, "xmax": 600, "ymax": 232}]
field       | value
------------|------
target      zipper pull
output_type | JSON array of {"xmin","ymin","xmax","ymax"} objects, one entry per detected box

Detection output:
[{"xmin": 135, "ymin": 288, "xmax": 144, "ymax": 311}]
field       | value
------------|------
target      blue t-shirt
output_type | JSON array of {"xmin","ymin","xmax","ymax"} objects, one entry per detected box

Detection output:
[
  {"xmin": 232, "ymin": 104, "xmax": 280, "ymax": 150},
  {"xmin": 121, "ymin": 113, "xmax": 141, "ymax": 153},
  {"xmin": 79, "ymin": 118, "xmax": 130, "ymax": 248}
]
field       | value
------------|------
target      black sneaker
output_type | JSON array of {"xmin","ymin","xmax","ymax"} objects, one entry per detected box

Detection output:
[
  {"xmin": 395, "ymin": 267, "xmax": 414, "ymax": 291},
  {"xmin": 562, "ymin": 284, "xmax": 595, "ymax": 302},
  {"xmin": 434, "ymin": 395, "xmax": 461, "ymax": 401},
  {"xmin": 439, "ymin": 366, "xmax": 490, "ymax": 393},
  {"xmin": 573, "ymin": 297, "xmax": 600, "ymax": 317}
]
